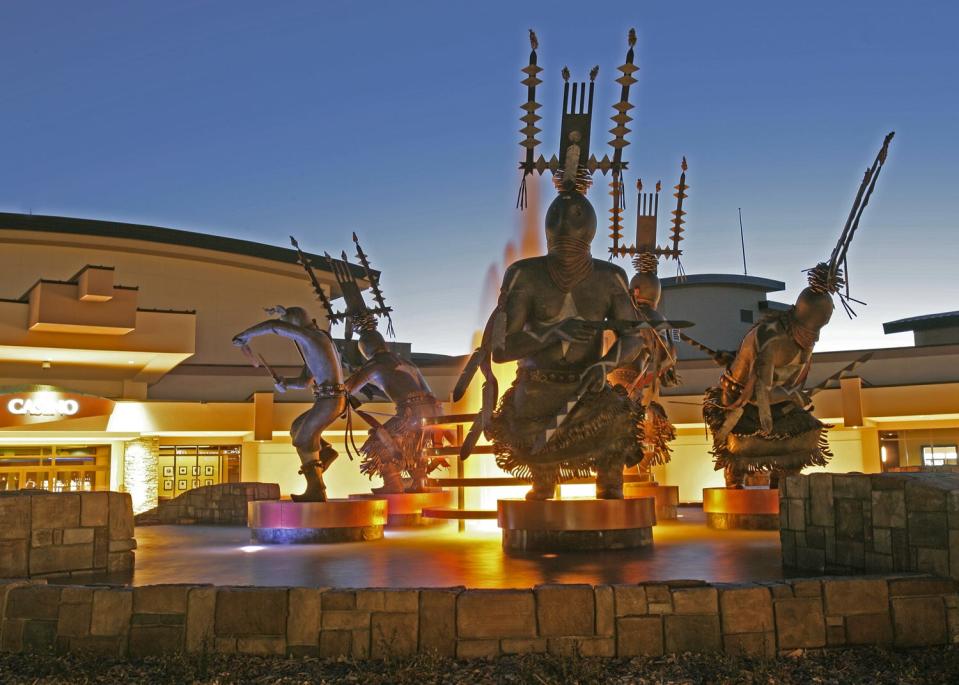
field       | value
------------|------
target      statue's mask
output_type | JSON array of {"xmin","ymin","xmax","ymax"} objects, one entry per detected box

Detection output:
[{"xmin": 544, "ymin": 190, "xmax": 597, "ymax": 291}]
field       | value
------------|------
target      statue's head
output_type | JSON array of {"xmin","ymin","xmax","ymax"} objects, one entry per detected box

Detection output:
[
  {"xmin": 629, "ymin": 271, "xmax": 662, "ymax": 310},
  {"xmin": 545, "ymin": 189, "xmax": 597, "ymax": 252},
  {"xmin": 266, "ymin": 305, "xmax": 311, "ymax": 328},
  {"xmin": 793, "ymin": 287, "xmax": 834, "ymax": 334},
  {"xmin": 357, "ymin": 328, "xmax": 389, "ymax": 360}
]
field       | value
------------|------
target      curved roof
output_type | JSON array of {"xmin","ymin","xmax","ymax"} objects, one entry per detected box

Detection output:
[
  {"xmin": 0, "ymin": 211, "xmax": 370, "ymax": 279},
  {"xmin": 883, "ymin": 311, "xmax": 959, "ymax": 334},
  {"xmin": 661, "ymin": 273, "xmax": 786, "ymax": 292}
]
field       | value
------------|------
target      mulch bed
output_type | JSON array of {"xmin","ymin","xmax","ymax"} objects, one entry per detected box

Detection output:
[{"xmin": 2, "ymin": 646, "xmax": 958, "ymax": 684}]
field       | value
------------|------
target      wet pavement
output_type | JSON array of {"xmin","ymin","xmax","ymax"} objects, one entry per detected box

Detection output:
[{"xmin": 124, "ymin": 506, "xmax": 785, "ymax": 588}]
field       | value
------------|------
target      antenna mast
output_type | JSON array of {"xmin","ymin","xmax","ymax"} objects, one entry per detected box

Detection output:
[{"xmin": 738, "ymin": 207, "xmax": 748, "ymax": 275}]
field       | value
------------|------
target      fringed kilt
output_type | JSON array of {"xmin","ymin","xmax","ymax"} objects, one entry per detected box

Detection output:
[
  {"xmin": 703, "ymin": 385, "xmax": 831, "ymax": 474},
  {"xmin": 487, "ymin": 375, "xmax": 645, "ymax": 481},
  {"xmin": 640, "ymin": 400, "xmax": 676, "ymax": 471},
  {"xmin": 358, "ymin": 412, "xmax": 444, "ymax": 479}
]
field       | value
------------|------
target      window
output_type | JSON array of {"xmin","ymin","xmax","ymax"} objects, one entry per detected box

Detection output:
[
  {"xmin": 921, "ymin": 445, "xmax": 958, "ymax": 466},
  {"xmin": 740, "ymin": 309, "xmax": 754, "ymax": 323}
]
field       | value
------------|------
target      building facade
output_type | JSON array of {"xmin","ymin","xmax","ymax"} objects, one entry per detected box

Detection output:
[
  {"xmin": 0, "ymin": 212, "xmax": 460, "ymax": 513},
  {"xmin": 2, "ymin": 211, "xmax": 957, "ymax": 513}
]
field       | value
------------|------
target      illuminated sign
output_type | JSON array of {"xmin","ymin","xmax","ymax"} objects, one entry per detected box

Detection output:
[
  {"xmin": 7, "ymin": 397, "xmax": 80, "ymax": 417},
  {"xmin": 0, "ymin": 386, "xmax": 114, "ymax": 428}
]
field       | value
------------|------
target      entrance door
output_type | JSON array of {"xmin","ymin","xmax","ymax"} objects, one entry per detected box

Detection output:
[{"xmin": 0, "ymin": 444, "xmax": 110, "ymax": 492}]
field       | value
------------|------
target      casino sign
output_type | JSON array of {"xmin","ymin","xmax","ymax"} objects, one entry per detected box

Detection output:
[{"xmin": 0, "ymin": 386, "xmax": 115, "ymax": 428}]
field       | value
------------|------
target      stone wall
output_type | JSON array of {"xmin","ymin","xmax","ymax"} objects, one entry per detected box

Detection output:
[
  {"xmin": 134, "ymin": 482, "xmax": 280, "ymax": 526},
  {"xmin": 780, "ymin": 472, "xmax": 959, "ymax": 580},
  {"xmin": 122, "ymin": 437, "xmax": 159, "ymax": 515},
  {"xmin": 0, "ymin": 492, "xmax": 135, "ymax": 579},
  {"xmin": 0, "ymin": 576, "xmax": 956, "ymax": 658}
]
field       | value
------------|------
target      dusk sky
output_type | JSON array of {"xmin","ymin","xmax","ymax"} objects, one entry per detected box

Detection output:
[{"xmin": 2, "ymin": 1, "xmax": 956, "ymax": 355}]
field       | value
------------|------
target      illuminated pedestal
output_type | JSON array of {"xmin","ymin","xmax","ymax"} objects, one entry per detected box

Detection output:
[
  {"xmin": 623, "ymin": 482, "xmax": 680, "ymax": 521},
  {"xmin": 248, "ymin": 499, "xmax": 387, "ymax": 544},
  {"xmin": 497, "ymin": 497, "xmax": 656, "ymax": 553},
  {"xmin": 702, "ymin": 487, "xmax": 780, "ymax": 530},
  {"xmin": 348, "ymin": 490, "xmax": 453, "ymax": 527}
]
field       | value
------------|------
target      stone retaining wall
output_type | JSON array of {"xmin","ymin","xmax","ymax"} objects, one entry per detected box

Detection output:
[
  {"xmin": 780, "ymin": 472, "xmax": 959, "ymax": 580},
  {"xmin": 134, "ymin": 482, "xmax": 280, "ymax": 526},
  {"xmin": 0, "ymin": 492, "xmax": 135, "ymax": 579},
  {"xmin": 1, "ymin": 576, "xmax": 956, "ymax": 659}
]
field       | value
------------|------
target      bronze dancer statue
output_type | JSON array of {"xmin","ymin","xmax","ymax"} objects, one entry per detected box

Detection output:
[
  {"xmin": 700, "ymin": 132, "xmax": 894, "ymax": 488},
  {"xmin": 345, "ymin": 327, "xmax": 448, "ymax": 493},
  {"xmin": 608, "ymin": 161, "xmax": 693, "ymax": 475},
  {"xmin": 232, "ymin": 305, "xmax": 346, "ymax": 502},
  {"xmin": 309, "ymin": 233, "xmax": 447, "ymax": 494},
  {"xmin": 457, "ymin": 30, "xmax": 652, "ymax": 500},
  {"xmin": 339, "ymin": 234, "xmax": 449, "ymax": 493}
]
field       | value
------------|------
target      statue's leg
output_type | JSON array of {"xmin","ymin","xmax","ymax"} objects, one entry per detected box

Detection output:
[
  {"xmin": 769, "ymin": 466, "xmax": 801, "ymax": 490},
  {"xmin": 525, "ymin": 465, "xmax": 558, "ymax": 500},
  {"xmin": 596, "ymin": 461, "xmax": 625, "ymax": 499},
  {"xmin": 724, "ymin": 462, "xmax": 746, "ymax": 489},
  {"xmin": 406, "ymin": 461, "xmax": 428, "ymax": 493},
  {"xmin": 372, "ymin": 461, "xmax": 405, "ymax": 494},
  {"xmin": 290, "ymin": 399, "xmax": 343, "ymax": 502}
]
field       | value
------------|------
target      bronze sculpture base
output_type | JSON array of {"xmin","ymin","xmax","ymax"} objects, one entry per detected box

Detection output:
[
  {"xmin": 497, "ymin": 497, "xmax": 656, "ymax": 553},
  {"xmin": 702, "ymin": 487, "xmax": 779, "ymax": 530},
  {"xmin": 348, "ymin": 490, "xmax": 453, "ymax": 527},
  {"xmin": 623, "ymin": 482, "xmax": 680, "ymax": 521},
  {"xmin": 248, "ymin": 499, "xmax": 387, "ymax": 544}
]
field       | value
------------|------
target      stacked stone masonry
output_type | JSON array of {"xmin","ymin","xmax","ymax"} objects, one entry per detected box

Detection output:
[
  {"xmin": 0, "ymin": 576, "xmax": 956, "ymax": 658},
  {"xmin": 135, "ymin": 482, "xmax": 280, "ymax": 526},
  {"xmin": 0, "ymin": 491, "xmax": 135, "ymax": 579},
  {"xmin": 781, "ymin": 472, "xmax": 959, "ymax": 581}
]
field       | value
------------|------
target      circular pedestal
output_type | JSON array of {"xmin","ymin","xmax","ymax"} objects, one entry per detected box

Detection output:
[
  {"xmin": 702, "ymin": 487, "xmax": 780, "ymax": 530},
  {"xmin": 248, "ymin": 499, "xmax": 387, "ymax": 544},
  {"xmin": 497, "ymin": 497, "xmax": 656, "ymax": 552},
  {"xmin": 623, "ymin": 482, "xmax": 680, "ymax": 521},
  {"xmin": 349, "ymin": 490, "xmax": 453, "ymax": 527}
]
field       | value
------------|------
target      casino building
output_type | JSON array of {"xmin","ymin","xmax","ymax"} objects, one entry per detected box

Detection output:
[
  {"xmin": 0, "ymin": 212, "xmax": 461, "ymax": 513},
  {"xmin": 1, "ymin": 211, "xmax": 957, "ymax": 516}
]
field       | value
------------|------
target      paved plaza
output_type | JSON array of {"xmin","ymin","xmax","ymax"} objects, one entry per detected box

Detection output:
[{"xmin": 126, "ymin": 507, "xmax": 784, "ymax": 588}]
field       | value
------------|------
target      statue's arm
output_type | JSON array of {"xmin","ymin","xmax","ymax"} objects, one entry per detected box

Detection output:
[
  {"xmin": 233, "ymin": 320, "xmax": 312, "ymax": 347},
  {"xmin": 281, "ymin": 365, "xmax": 313, "ymax": 390},
  {"xmin": 345, "ymin": 363, "xmax": 378, "ymax": 396},
  {"xmin": 600, "ymin": 272, "xmax": 643, "ymax": 368},
  {"xmin": 754, "ymin": 348, "xmax": 776, "ymax": 433}
]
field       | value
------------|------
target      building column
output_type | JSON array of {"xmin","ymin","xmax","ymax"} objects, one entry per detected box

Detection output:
[{"xmin": 123, "ymin": 437, "xmax": 159, "ymax": 514}]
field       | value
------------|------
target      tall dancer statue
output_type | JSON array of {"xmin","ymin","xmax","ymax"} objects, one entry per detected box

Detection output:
[{"xmin": 232, "ymin": 305, "xmax": 346, "ymax": 501}]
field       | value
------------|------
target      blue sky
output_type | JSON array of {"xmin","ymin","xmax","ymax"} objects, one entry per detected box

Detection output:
[{"xmin": 1, "ymin": 1, "xmax": 956, "ymax": 355}]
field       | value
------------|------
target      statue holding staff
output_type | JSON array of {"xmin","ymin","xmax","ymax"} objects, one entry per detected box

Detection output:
[
  {"xmin": 232, "ymin": 305, "xmax": 347, "ymax": 502},
  {"xmin": 700, "ymin": 133, "xmax": 894, "ymax": 488}
]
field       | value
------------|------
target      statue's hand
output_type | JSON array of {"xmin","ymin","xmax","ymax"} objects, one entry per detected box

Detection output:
[
  {"xmin": 232, "ymin": 334, "xmax": 249, "ymax": 347},
  {"xmin": 577, "ymin": 362, "xmax": 612, "ymax": 395},
  {"xmin": 548, "ymin": 318, "xmax": 594, "ymax": 344}
]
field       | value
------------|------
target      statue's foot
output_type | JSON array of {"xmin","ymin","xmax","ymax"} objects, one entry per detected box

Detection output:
[
  {"xmin": 293, "ymin": 460, "xmax": 328, "ymax": 502},
  {"xmin": 372, "ymin": 483, "xmax": 404, "ymax": 495},
  {"xmin": 290, "ymin": 487, "xmax": 327, "ymax": 503},
  {"xmin": 524, "ymin": 487, "xmax": 553, "ymax": 501},
  {"xmin": 596, "ymin": 488, "xmax": 624, "ymax": 500}
]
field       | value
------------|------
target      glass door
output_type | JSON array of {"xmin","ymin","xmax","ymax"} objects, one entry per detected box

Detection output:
[{"xmin": 0, "ymin": 444, "xmax": 109, "ymax": 491}]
